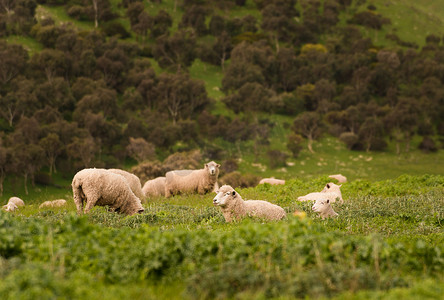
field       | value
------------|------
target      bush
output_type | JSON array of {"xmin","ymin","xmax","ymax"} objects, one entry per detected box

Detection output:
[
  {"xmin": 267, "ymin": 149, "xmax": 288, "ymax": 168},
  {"xmin": 339, "ymin": 132, "xmax": 359, "ymax": 150},
  {"xmin": 418, "ymin": 136, "xmax": 438, "ymax": 153},
  {"xmin": 101, "ymin": 21, "xmax": 131, "ymax": 39},
  {"xmin": 219, "ymin": 171, "xmax": 260, "ymax": 188}
]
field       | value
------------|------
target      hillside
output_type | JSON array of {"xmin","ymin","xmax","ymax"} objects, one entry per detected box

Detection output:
[{"xmin": 0, "ymin": 0, "xmax": 443, "ymax": 197}]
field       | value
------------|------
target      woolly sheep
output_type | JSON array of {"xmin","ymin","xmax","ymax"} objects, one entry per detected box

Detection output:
[
  {"xmin": 213, "ymin": 185, "xmax": 286, "ymax": 222},
  {"xmin": 328, "ymin": 174, "xmax": 347, "ymax": 183},
  {"xmin": 72, "ymin": 168, "xmax": 144, "ymax": 215},
  {"xmin": 39, "ymin": 199, "xmax": 67, "ymax": 209},
  {"xmin": 165, "ymin": 161, "xmax": 220, "ymax": 198},
  {"xmin": 2, "ymin": 202, "xmax": 18, "ymax": 212},
  {"xmin": 8, "ymin": 197, "xmax": 25, "ymax": 207},
  {"xmin": 259, "ymin": 177, "xmax": 286, "ymax": 185},
  {"xmin": 142, "ymin": 177, "xmax": 166, "ymax": 197},
  {"xmin": 312, "ymin": 199, "xmax": 338, "ymax": 219},
  {"xmin": 298, "ymin": 183, "xmax": 344, "ymax": 204},
  {"xmin": 108, "ymin": 168, "xmax": 145, "ymax": 201}
]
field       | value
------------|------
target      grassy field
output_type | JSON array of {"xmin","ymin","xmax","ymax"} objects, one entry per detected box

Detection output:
[{"xmin": 1, "ymin": 174, "xmax": 443, "ymax": 299}]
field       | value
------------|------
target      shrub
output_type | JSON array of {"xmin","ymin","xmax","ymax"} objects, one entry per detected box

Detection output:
[
  {"xmin": 219, "ymin": 171, "xmax": 260, "ymax": 188},
  {"xmin": 418, "ymin": 136, "xmax": 438, "ymax": 153},
  {"xmin": 339, "ymin": 132, "xmax": 359, "ymax": 150},
  {"xmin": 267, "ymin": 149, "xmax": 288, "ymax": 168}
]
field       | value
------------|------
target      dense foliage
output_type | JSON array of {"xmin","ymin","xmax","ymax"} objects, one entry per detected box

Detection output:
[
  {"xmin": 0, "ymin": 175, "xmax": 443, "ymax": 299},
  {"xmin": 0, "ymin": 0, "xmax": 443, "ymax": 194}
]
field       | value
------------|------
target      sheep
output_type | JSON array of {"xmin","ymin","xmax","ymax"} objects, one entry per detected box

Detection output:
[
  {"xmin": 142, "ymin": 177, "xmax": 166, "ymax": 197},
  {"xmin": 213, "ymin": 185, "xmax": 286, "ymax": 222},
  {"xmin": 259, "ymin": 177, "xmax": 286, "ymax": 185},
  {"xmin": 328, "ymin": 174, "xmax": 347, "ymax": 183},
  {"xmin": 108, "ymin": 168, "xmax": 145, "ymax": 201},
  {"xmin": 39, "ymin": 199, "xmax": 67, "ymax": 209},
  {"xmin": 165, "ymin": 161, "xmax": 220, "ymax": 198},
  {"xmin": 2, "ymin": 202, "xmax": 18, "ymax": 212},
  {"xmin": 312, "ymin": 199, "xmax": 338, "ymax": 219},
  {"xmin": 297, "ymin": 182, "xmax": 344, "ymax": 204},
  {"xmin": 8, "ymin": 197, "xmax": 25, "ymax": 207},
  {"xmin": 72, "ymin": 168, "xmax": 144, "ymax": 215}
]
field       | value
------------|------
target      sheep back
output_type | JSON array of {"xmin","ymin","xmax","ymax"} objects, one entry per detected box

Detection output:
[
  {"xmin": 108, "ymin": 168, "xmax": 145, "ymax": 201},
  {"xmin": 259, "ymin": 178, "xmax": 286, "ymax": 185},
  {"xmin": 39, "ymin": 199, "xmax": 67, "ymax": 209},
  {"xmin": 8, "ymin": 197, "xmax": 25, "ymax": 207},
  {"xmin": 142, "ymin": 177, "xmax": 166, "ymax": 197}
]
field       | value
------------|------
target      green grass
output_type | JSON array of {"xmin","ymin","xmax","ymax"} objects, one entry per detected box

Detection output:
[
  {"xmin": 1, "ymin": 35, "xmax": 43, "ymax": 56},
  {"xmin": 36, "ymin": 5, "xmax": 95, "ymax": 31}
]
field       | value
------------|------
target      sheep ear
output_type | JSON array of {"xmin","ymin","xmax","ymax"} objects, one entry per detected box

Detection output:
[
  {"xmin": 326, "ymin": 199, "xmax": 330, "ymax": 203},
  {"xmin": 326, "ymin": 184, "xmax": 330, "ymax": 188},
  {"xmin": 339, "ymin": 184, "xmax": 342, "ymax": 188},
  {"xmin": 217, "ymin": 164, "xmax": 220, "ymax": 168},
  {"xmin": 232, "ymin": 191, "xmax": 236, "ymax": 196},
  {"xmin": 205, "ymin": 163, "xmax": 208, "ymax": 168}
]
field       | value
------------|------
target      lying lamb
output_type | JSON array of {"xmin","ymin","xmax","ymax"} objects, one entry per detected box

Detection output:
[
  {"xmin": 259, "ymin": 177, "xmax": 286, "ymax": 185},
  {"xmin": 39, "ymin": 199, "xmax": 67, "ymax": 209},
  {"xmin": 312, "ymin": 199, "xmax": 338, "ymax": 219},
  {"xmin": 298, "ymin": 182, "xmax": 344, "ymax": 204},
  {"xmin": 72, "ymin": 168, "xmax": 144, "ymax": 215},
  {"xmin": 165, "ymin": 161, "xmax": 220, "ymax": 197},
  {"xmin": 142, "ymin": 177, "xmax": 166, "ymax": 197},
  {"xmin": 108, "ymin": 168, "xmax": 145, "ymax": 202},
  {"xmin": 2, "ymin": 196, "xmax": 25, "ymax": 212},
  {"xmin": 213, "ymin": 185, "xmax": 286, "ymax": 222},
  {"xmin": 328, "ymin": 174, "xmax": 347, "ymax": 183}
]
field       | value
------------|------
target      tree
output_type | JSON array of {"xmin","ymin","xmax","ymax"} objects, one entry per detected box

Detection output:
[
  {"xmin": 292, "ymin": 111, "xmax": 323, "ymax": 153},
  {"xmin": 152, "ymin": 30, "xmax": 197, "ymax": 71},
  {"xmin": 67, "ymin": 135, "xmax": 98, "ymax": 168},
  {"xmin": 0, "ymin": 135, "xmax": 6, "ymax": 195},
  {"xmin": 39, "ymin": 133, "xmax": 63, "ymax": 174},
  {"xmin": 0, "ymin": 41, "xmax": 28, "ymax": 85},
  {"xmin": 358, "ymin": 116, "xmax": 386, "ymax": 152},
  {"xmin": 11, "ymin": 143, "xmax": 44, "ymax": 195}
]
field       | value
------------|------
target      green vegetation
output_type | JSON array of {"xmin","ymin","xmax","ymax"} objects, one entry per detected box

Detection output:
[{"xmin": 1, "ymin": 175, "xmax": 443, "ymax": 299}]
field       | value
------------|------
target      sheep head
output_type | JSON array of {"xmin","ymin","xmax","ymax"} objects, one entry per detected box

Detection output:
[
  {"xmin": 321, "ymin": 182, "xmax": 342, "ymax": 193},
  {"xmin": 205, "ymin": 161, "xmax": 220, "ymax": 176},
  {"xmin": 213, "ymin": 184, "xmax": 236, "ymax": 207},
  {"xmin": 312, "ymin": 199, "xmax": 330, "ymax": 213},
  {"xmin": 2, "ymin": 202, "xmax": 18, "ymax": 212}
]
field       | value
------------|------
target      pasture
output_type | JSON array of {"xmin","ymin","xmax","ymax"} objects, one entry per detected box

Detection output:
[{"xmin": 1, "ymin": 174, "xmax": 443, "ymax": 299}]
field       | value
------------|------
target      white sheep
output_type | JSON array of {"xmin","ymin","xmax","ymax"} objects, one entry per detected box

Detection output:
[
  {"xmin": 328, "ymin": 174, "xmax": 347, "ymax": 183},
  {"xmin": 213, "ymin": 185, "xmax": 286, "ymax": 222},
  {"xmin": 108, "ymin": 168, "xmax": 145, "ymax": 201},
  {"xmin": 39, "ymin": 199, "xmax": 67, "ymax": 209},
  {"xmin": 142, "ymin": 177, "xmax": 166, "ymax": 197},
  {"xmin": 259, "ymin": 177, "xmax": 286, "ymax": 185},
  {"xmin": 165, "ymin": 161, "xmax": 220, "ymax": 198},
  {"xmin": 298, "ymin": 182, "xmax": 344, "ymax": 204},
  {"xmin": 312, "ymin": 199, "xmax": 338, "ymax": 219},
  {"xmin": 2, "ymin": 202, "xmax": 18, "ymax": 212},
  {"xmin": 72, "ymin": 168, "xmax": 144, "ymax": 215},
  {"xmin": 8, "ymin": 197, "xmax": 25, "ymax": 207}
]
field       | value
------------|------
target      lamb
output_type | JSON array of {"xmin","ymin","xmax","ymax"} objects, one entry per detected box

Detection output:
[
  {"xmin": 2, "ymin": 196, "xmax": 25, "ymax": 212},
  {"xmin": 165, "ymin": 161, "xmax": 220, "ymax": 198},
  {"xmin": 8, "ymin": 197, "xmax": 25, "ymax": 207},
  {"xmin": 142, "ymin": 177, "xmax": 166, "ymax": 197},
  {"xmin": 72, "ymin": 168, "xmax": 144, "ymax": 215},
  {"xmin": 312, "ymin": 199, "xmax": 338, "ymax": 219},
  {"xmin": 297, "ymin": 183, "xmax": 344, "ymax": 204},
  {"xmin": 39, "ymin": 199, "xmax": 67, "ymax": 209},
  {"xmin": 2, "ymin": 202, "xmax": 18, "ymax": 212},
  {"xmin": 328, "ymin": 174, "xmax": 347, "ymax": 183},
  {"xmin": 259, "ymin": 177, "xmax": 286, "ymax": 185},
  {"xmin": 213, "ymin": 185, "xmax": 286, "ymax": 222},
  {"xmin": 108, "ymin": 168, "xmax": 145, "ymax": 201}
]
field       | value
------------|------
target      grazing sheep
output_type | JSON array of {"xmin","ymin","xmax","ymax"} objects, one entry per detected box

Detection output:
[
  {"xmin": 8, "ymin": 197, "xmax": 25, "ymax": 207},
  {"xmin": 165, "ymin": 161, "xmax": 220, "ymax": 197},
  {"xmin": 213, "ymin": 185, "xmax": 286, "ymax": 222},
  {"xmin": 328, "ymin": 174, "xmax": 347, "ymax": 183},
  {"xmin": 259, "ymin": 177, "xmax": 286, "ymax": 185},
  {"xmin": 312, "ymin": 199, "xmax": 338, "ymax": 219},
  {"xmin": 2, "ymin": 202, "xmax": 18, "ymax": 212},
  {"xmin": 142, "ymin": 177, "xmax": 166, "ymax": 197},
  {"xmin": 108, "ymin": 168, "xmax": 145, "ymax": 201},
  {"xmin": 72, "ymin": 168, "xmax": 144, "ymax": 215},
  {"xmin": 298, "ymin": 182, "xmax": 344, "ymax": 204},
  {"xmin": 39, "ymin": 199, "xmax": 67, "ymax": 209}
]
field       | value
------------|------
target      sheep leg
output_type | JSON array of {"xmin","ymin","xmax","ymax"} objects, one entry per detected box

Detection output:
[
  {"xmin": 73, "ymin": 185, "xmax": 85, "ymax": 214},
  {"xmin": 83, "ymin": 195, "xmax": 99, "ymax": 214}
]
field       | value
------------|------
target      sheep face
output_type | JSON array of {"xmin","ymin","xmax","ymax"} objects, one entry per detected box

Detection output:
[
  {"xmin": 205, "ymin": 161, "xmax": 220, "ymax": 176},
  {"xmin": 312, "ymin": 199, "xmax": 330, "ymax": 213},
  {"xmin": 213, "ymin": 185, "xmax": 235, "ymax": 207}
]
